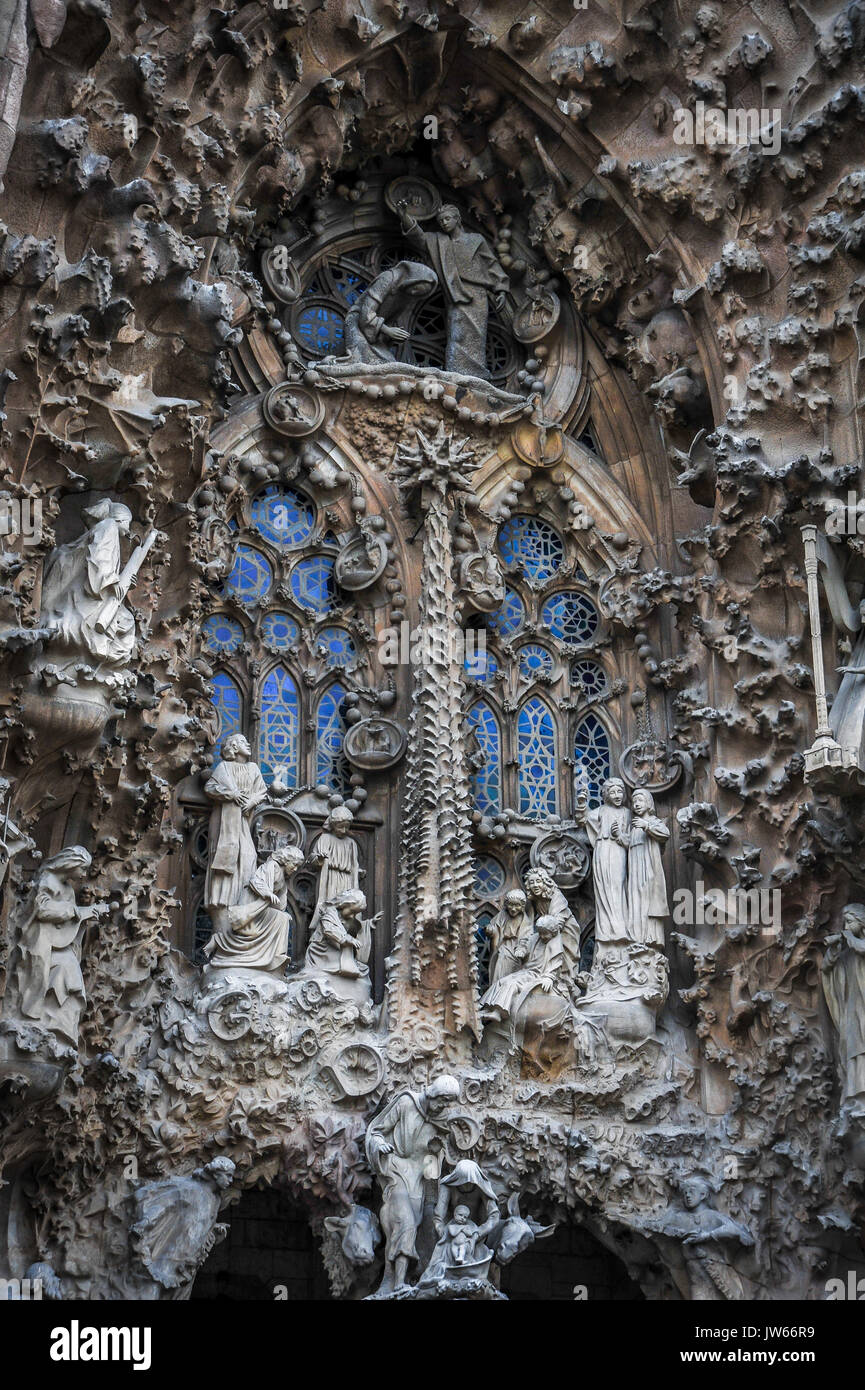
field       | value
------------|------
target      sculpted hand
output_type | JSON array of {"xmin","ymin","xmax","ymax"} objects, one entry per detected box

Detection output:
[{"xmin": 493, "ymin": 292, "xmax": 506, "ymax": 313}]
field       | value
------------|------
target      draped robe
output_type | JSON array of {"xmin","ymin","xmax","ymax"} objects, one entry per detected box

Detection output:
[{"xmin": 204, "ymin": 759, "xmax": 267, "ymax": 911}]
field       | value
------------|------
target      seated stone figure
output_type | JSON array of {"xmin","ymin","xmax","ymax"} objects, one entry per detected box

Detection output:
[
  {"xmin": 302, "ymin": 888, "xmax": 379, "ymax": 1004},
  {"xmin": 204, "ymin": 845, "xmax": 304, "ymax": 975},
  {"xmin": 481, "ymin": 914, "xmax": 571, "ymax": 1034}
]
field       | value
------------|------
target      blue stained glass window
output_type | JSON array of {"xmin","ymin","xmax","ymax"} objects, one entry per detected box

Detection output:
[
  {"xmin": 574, "ymin": 714, "xmax": 611, "ymax": 809},
  {"xmin": 291, "ymin": 556, "xmax": 337, "ymax": 613},
  {"xmin": 315, "ymin": 626, "xmax": 357, "ymax": 669},
  {"xmin": 498, "ymin": 515, "xmax": 564, "ymax": 581},
  {"xmin": 518, "ymin": 697, "xmax": 557, "ymax": 819},
  {"xmin": 202, "ymin": 614, "xmax": 243, "ymax": 656},
  {"xmin": 541, "ymin": 590, "xmax": 599, "ymax": 645},
  {"xmin": 224, "ymin": 545, "xmax": 273, "ymax": 604},
  {"xmin": 571, "ymin": 658, "xmax": 608, "ymax": 698},
  {"xmin": 260, "ymin": 611, "xmax": 300, "ymax": 651},
  {"xmin": 332, "ymin": 268, "xmax": 369, "ymax": 305},
  {"xmin": 474, "ymin": 855, "xmax": 506, "ymax": 899},
  {"xmin": 487, "ymin": 588, "xmax": 525, "ymax": 639},
  {"xmin": 210, "ymin": 673, "xmax": 242, "ymax": 758},
  {"xmin": 518, "ymin": 643, "xmax": 554, "ymax": 681},
  {"xmin": 295, "ymin": 304, "xmax": 345, "ymax": 355},
  {"xmin": 466, "ymin": 700, "xmax": 501, "ymax": 812},
  {"xmin": 250, "ymin": 486, "xmax": 315, "ymax": 547},
  {"xmin": 258, "ymin": 665, "xmax": 300, "ymax": 786},
  {"xmin": 465, "ymin": 647, "xmax": 499, "ymax": 683},
  {"xmin": 316, "ymin": 684, "xmax": 351, "ymax": 792}
]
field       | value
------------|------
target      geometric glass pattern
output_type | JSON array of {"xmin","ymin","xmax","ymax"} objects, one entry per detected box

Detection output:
[
  {"xmin": 315, "ymin": 626, "xmax": 357, "ymax": 669},
  {"xmin": 260, "ymin": 611, "xmax": 300, "ymax": 651},
  {"xmin": 518, "ymin": 643, "xmax": 554, "ymax": 681},
  {"xmin": 258, "ymin": 665, "xmax": 300, "ymax": 786},
  {"xmin": 295, "ymin": 303, "xmax": 345, "ymax": 355},
  {"xmin": 574, "ymin": 713, "xmax": 612, "ymax": 809},
  {"xmin": 464, "ymin": 647, "xmax": 499, "ymax": 683},
  {"xmin": 210, "ymin": 672, "xmax": 242, "ymax": 759},
  {"xmin": 487, "ymin": 587, "xmax": 525, "ymax": 639},
  {"xmin": 465, "ymin": 700, "xmax": 501, "ymax": 812},
  {"xmin": 315, "ymin": 684, "xmax": 351, "ymax": 792},
  {"xmin": 223, "ymin": 545, "xmax": 273, "ymax": 603},
  {"xmin": 250, "ymin": 485, "xmax": 315, "ymax": 548},
  {"xmin": 201, "ymin": 613, "xmax": 244, "ymax": 656},
  {"xmin": 517, "ymin": 696, "xmax": 557, "ymax": 819},
  {"xmin": 571, "ymin": 658, "xmax": 608, "ymax": 698},
  {"xmin": 497, "ymin": 515, "xmax": 564, "ymax": 581},
  {"xmin": 474, "ymin": 855, "xmax": 506, "ymax": 899},
  {"xmin": 541, "ymin": 590, "xmax": 599, "ymax": 645},
  {"xmin": 290, "ymin": 556, "xmax": 337, "ymax": 614}
]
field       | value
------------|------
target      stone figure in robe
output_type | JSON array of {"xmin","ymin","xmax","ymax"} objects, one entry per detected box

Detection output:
[
  {"xmin": 308, "ymin": 805, "xmax": 360, "ymax": 934},
  {"xmin": 486, "ymin": 888, "xmax": 534, "ymax": 985},
  {"xmin": 574, "ymin": 778, "xmax": 630, "ymax": 944},
  {"xmin": 365, "ymin": 1074, "xmax": 461, "ymax": 1293},
  {"xmin": 203, "ymin": 734, "xmax": 268, "ymax": 932},
  {"xmin": 397, "ymin": 201, "xmax": 509, "ymax": 378},
  {"xmin": 130, "ymin": 1157, "xmax": 235, "ymax": 1300},
  {"xmin": 523, "ymin": 866, "xmax": 582, "ymax": 974},
  {"xmin": 821, "ymin": 902, "xmax": 865, "ymax": 1118},
  {"xmin": 39, "ymin": 500, "xmax": 139, "ymax": 673},
  {"xmin": 10, "ymin": 845, "xmax": 106, "ymax": 1048},
  {"xmin": 813, "ymin": 531, "xmax": 865, "ymax": 769},
  {"xmin": 624, "ymin": 788, "xmax": 670, "ymax": 947},
  {"xmin": 481, "ymin": 915, "xmax": 571, "ymax": 1036},
  {"xmin": 303, "ymin": 888, "xmax": 379, "ymax": 1005},
  {"xmin": 204, "ymin": 844, "xmax": 304, "ymax": 974},
  {"xmin": 343, "ymin": 260, "xmax": 438, "ymax": 364}
]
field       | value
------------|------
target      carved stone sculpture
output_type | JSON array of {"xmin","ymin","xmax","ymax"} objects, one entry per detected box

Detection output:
[
  {"xmin": 821, "ymin": 903, "xmax": 865, "ymax": 1121},
  {"xmin": 203, "ymin": 735, "xmax": 268, "ymax": 933},
  {"xmin": 486, "ymin": 888, "xmax": 533, "ymax": 986},
  {"xmin": 625, "ymin": 788, "xmax": 670, "ymax": 947},
  {"xmin": 308, "ymin": 806, "xmax": 361, "ymax": 934},
  {"xmin": 342, "ymin": 261, "xmax": 438, "ymax": 364},
  {"xmin": 302, "ymin": 889, "xmax": 378, "ymax": 1005},
  {"xmin": 397, "ymin": 202, "xmax": 508, "ymax": 378},
  {"xmin": 204, "ymin": 844, "xmax": 304, "ymax": 974},
  {"xmin": 365, "ymin": 1075, "xmax": 461, "ymax": 1294},
  {"xmin": 574, "ymin": 778, "xmax": 630, "ymax": 945},
  {"xmin": 130, "ymin": 1158, "xmax": 235, "ymax": 1300}
]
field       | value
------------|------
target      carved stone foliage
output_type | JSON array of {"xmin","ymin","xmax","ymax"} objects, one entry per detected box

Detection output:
[{"xmin": 0, "ymin": 0, "xmax": 863, "ymax": 1311}]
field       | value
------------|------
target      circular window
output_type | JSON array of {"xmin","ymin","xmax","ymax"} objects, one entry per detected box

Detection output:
[
  {"xmin": 474, "ymin": 855, "xmax": 506, "ymax": 899},
  {"xmin": 541, "ymin": 590, "xmax": 599, "ymax": 644},
  {"xmin": 260, "ymin": 611, "xmax": 300, "ymax": 651},
  {"xmin": 518, "ymin": 643, "xmax": 554, "ymax": 680},
  {"xmin": 292, "ymin": 300, "xmax": 346, "ymax": 357},
  {"xmin": 290, "ymin": 556, "xmax": 337, "ymax": 614},
  {"xmin": 201, "ymin": 614, "xmax": 244, "ymax": 655},
  {"xmin": 250, "ymin": 486, "xmax": 315, "ymax": 548},
  {"xmin": 571, "ymin": 659, "xmax": 608, "ymax": 697},
  {"xmin": 498, "ymin": 515, "xmax": 564, "ymax": 582},
  {"xmin": 315, "ymin": 626, "xmax": 357, "ymax": 668},
  {"xmin": 487, "ymin": 588, "xmax": 525, "ymax": 639},
  {"xmin": 223, "ymin": 545, "xmax": 273, "ymax": 603}
]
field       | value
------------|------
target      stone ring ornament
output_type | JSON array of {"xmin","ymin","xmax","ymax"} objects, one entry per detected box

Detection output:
[
  {"xmin": 445, "ymin": 1113, "xmax": 481, "ymax": 1159},
  {"xmin": 512, "ymin": 286, "xmax": 561, "ymax": 343},
  {"xmin": 344, "ymin": 717, "xmax": 407, "ymax": 771},
  {"xmin": 511, "ymin": 418, "xmax": 564, "ymax": 468},
  {"xmin": 334, "ymin": 533, "xmax": 389, "ymax": 591},
  {"xmin": 261, "ymin": 247, "xmax": 302, "ymax": 305},
  {"xmin": 264, "ymin": 383, "xmax": 325, "ymax": 437},
  {"xmin": 412, "ymin": 1022, "xmax": 439, "ymax": 1055},
  {"xmin": 207, "ymin": 989, "xmax": 253, "ymax": 1041},
  {"xmin": 619, "ymin": 739, "xmax": 683, "ymax": 794},
  {"xmin": 530, "ymin": 830, "xmax": 590, "ymax": 889},
  {"xmin": 384, "ymin": 175, "xmax": 442, "ymax": 222},
  {"xmin": 328, "ymin": 1041, "xmax": 385, "ymax": 1097}
]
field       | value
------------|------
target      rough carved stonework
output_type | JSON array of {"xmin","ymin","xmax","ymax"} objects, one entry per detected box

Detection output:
[{"xmin": 0, "ymin": 0, "xmax": 863, "ymax": 1306}]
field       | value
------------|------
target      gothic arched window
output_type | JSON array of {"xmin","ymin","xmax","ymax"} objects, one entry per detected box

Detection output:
[
  {"xmin": 211, "ymin": 673, "xmax": 243, "ymax": 757},
  {"xmin": 466, "ymin": 700, "xmax": 502, "ymax": 812},
  {"xmin": 315, "ymin": 684, "xmax": 351, "ymax": 792},
  {"xmin": 258, "ymin": 665, "xmax": 300, "ymax": 786},
  {"xmin": 517, "ymin": 696, "xmax": 558, "ymax": 819},
  {"xmin": 574, "ymin": 713, "xmax": 612, "ymax": 809}
]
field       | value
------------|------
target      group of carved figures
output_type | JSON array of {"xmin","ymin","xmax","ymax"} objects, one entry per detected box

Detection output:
[{"xmin": 201, "ymin": 734, "xmax": 376, "ymax": 1005}]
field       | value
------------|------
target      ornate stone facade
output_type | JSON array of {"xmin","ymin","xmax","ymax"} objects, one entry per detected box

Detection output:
[{"xmin": 0, "ymin": 0, "xmax": 863, "ymax": 1303}]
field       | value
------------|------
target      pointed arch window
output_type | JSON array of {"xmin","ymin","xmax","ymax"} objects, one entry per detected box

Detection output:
[
  {"xmin": 517, "ymin": 696, "xmax": 557, "ymax": 819},
  {"xmin": 574, "ymin": 713, "xmax": 612, "ymax": 809},
  {"xmin": 315, "ymin": 684, "xmax": 351, "ymax": 792},
  {"xmin": 258, "ymin": 665, "xmax": 300, "ymax": 786},
  {"xmin": 210, "ymin": 673, "xmax": 242, "ymax": 758},
  {"xmin": 466, "ymin": 700, "xmax": 502, "ymax": 813}
]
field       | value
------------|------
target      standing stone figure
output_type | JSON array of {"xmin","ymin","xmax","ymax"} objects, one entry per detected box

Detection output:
[
  {"xmin": 203, "ymin": 734, "xmax": 268, "ymax": 932},
  {"xmin": 821, "ymin": 903, "xmax": 865, "ymax": 1119},
  {"xmin": 811, "ymin": 531, "xmax": 865, "ymax": 770},
  {"xmin": 486, "ymin": 889, "xmax": 533, "ymax": 985},
  {"xmin": 365, "ymin": 1075, "xmax": 461, "ymax": 1293},
  {"xmin": 624, "ymin": 788, "xmax": 670, "ymax": 947},
  {"xmin": 204, "ymin": 844, "xmax": 304, "ymax": 973},
  {"xmin": 308, "ymin": 806, "xmax": 360, "ymax": 933},
  {"xmin": 10, "ymin": 845, "xmax": 106, "ymax": 1048},
  {"xmin": 343, "ymin": 261, "xmax": 438, "ymax": 364},
  {"xmin": 0, "ymin": 1, "xmax": 68, "ymax": 193},
  {"xmin": 574, "ymin": 778, "xmax": 631, "ymax": 944},
  {"xmin": 39, "ymin": 501, "xmax": 147, "ymax": 674},
  {"xmin": 398, "ymin": 202, "xmax": 508, "ymax": 378}
]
